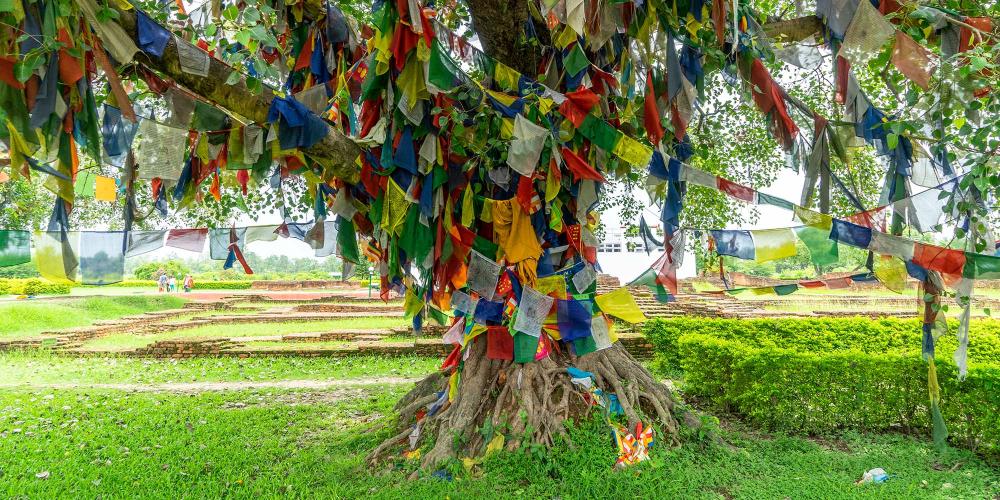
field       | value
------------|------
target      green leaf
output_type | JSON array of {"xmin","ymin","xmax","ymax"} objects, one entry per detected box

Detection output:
[
  {"xmin": 235, "ymin": 29, "xmax": 253, "ymax": 46},
  {"xmin": 223, "ymin": 5, "xmax": 240, "ymax": 20},
  {"xmin": 244, "ymin": 7, "xmax": 260, "ymax": 24},
  {"xmin": 886, "ymin": 133, "xmax": 898, "ymax": 150},
  {"xmin": 204, "ymin": 23, "xmax": 218, "ymax": 37},
  {"xmin": 225, "ymin": 71, "xmax": 242, "ymax": 85}
]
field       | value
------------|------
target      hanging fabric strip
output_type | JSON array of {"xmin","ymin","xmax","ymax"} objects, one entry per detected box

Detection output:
[{"xmin": 79, "ymin": 231, "xmax": 125, "ymax": 285}]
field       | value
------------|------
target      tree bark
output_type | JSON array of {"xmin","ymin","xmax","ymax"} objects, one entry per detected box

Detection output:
[
  {"xmin": 112, "ymin": 8, "xmax": 361, "ymax": 184},
  {"xmin": 464, "ymin": 0, "xmax": 545, "ymax": 76},
  {"xmin": 762, "ymin": 15, "xmax": 823, "ymax": 43}
]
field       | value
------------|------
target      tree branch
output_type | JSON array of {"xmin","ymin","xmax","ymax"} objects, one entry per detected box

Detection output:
[
  {"xmin": 112, "ymin": 8, "xmax": 360, "ymax": 184},
  {"xmin": 762, "ymin": 15, "xmax": 824, "ymax": 43}
]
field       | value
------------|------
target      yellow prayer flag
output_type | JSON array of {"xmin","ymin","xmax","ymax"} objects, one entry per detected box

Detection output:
[
  {"xmin": 463, "ymin": 324, "xmax": 487, "ymax": 347},
  {"xmin": 793, "ymin": 206, "xmax": 833, "ymax": 230},
  {"xmin": 612, "ymin": 135, "xmax": 653, "ymax": 167},
  {"xmin": 874, "ymin": 255, "xmax": 908, "ymax": 293},
  {"xmin": 461, "ymin": 188, "xmax": 475, "ymax": 228},
  {"xmin": 494, "ymin": 62, "xmax": 521, "ymax": 91},
  {"xmin": 554, "ymin": 26, "xmax": 578, "ymax": 48},
  {"xmin": 594, "ymin": 287, "xmax": 647, "ymax": 323},
  {"xmin": 751, "ymin": 228, "xmax": 796, "ymax": 262},
  {"xmin": 535, "ymin": 275, "xmax": 567, "ymax": 300},
  {"xmin": 94, "ymin": 176, "xmax": 117, "ymax": 202}
]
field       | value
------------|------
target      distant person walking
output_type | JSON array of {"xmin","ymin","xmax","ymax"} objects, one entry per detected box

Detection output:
[
  {"xmin": 157, "ymin": 271, "xmax": 168, "ymax": 293},
  {"xmin": 168, "ymin": 276, "xmax": 177, "ymax": 293},
  {"xmin": 183, "ymin": 274, "xmax": 194, "ymax": 293}
]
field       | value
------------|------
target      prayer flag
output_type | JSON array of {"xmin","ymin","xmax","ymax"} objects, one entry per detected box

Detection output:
[
  {"xmin": 913, "ymin": 243, "xmax": 965, "ymax": 276},
  {"xmin": 0, "ymin": 231, "xmax": 31, "ymax": 267},
  {"xmin": 79, "ymin": 231, "xmax": 125, "ymax": 285},
  {"xmin": 594, "ymin": 287, "xmax": 647, "ymax": 323},
  {"xmin": 94, "ymin": 176, "xmax": 117, "ymax": 202},
  {"xmin": 751, "ymin": 228, "xmax": 796, "ymax": 262}
]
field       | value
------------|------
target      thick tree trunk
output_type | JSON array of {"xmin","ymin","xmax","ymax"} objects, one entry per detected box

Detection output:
[
  {"xmin": 368, "ymin": 338, "xmax": 695, "ymax": 469},
  {"xmin": 111, "ymin": 8, "xmax": 361, "ymax": 184}
]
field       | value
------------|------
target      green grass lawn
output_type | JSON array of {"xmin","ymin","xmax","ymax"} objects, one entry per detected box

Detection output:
[
  {"xmin": 0, "ymin": 351, "xmax": 439, "ymax": 385},
  {"xmin": 78, "ymin": 317, "xmax": 411, "ymax": 351},
  {"xmin": 0, "ymin": 296, "xmax": 188, "ymax": 339},
  {"xmin": 0, "ymin": 386, "xmax": 994, "ymax": 497}
]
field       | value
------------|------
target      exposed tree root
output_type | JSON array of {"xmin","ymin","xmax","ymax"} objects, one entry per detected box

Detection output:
[{"xmin": 367, "ymin": 338, "xmax": 699, "ymax": 469}]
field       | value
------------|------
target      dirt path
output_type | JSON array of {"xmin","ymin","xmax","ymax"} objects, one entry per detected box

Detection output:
[{"xmin": 0, "ymin": 376, "xmax": 420, "ymax": 393}]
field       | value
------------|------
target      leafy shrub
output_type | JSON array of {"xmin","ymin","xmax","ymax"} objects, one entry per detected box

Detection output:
[
  {"xmin": 112, "ymin": 280, "xmax": 252, "ymax": 290},
  {"xmin": 677, "ymin": 333, "xmax": 1000, "ymax": 458},
  {"xmin": 0, "ymin": 278, "xmax": 72, "ymax": 295},
  {"xmin": 644, "ymin": 317, "xmax": 1000, "ymax": 370},
  {"xmin": 132, "ymin": 260, "xmax": 190, "ymax": 281}
]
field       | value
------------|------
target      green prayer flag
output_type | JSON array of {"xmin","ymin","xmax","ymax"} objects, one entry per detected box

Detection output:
[
  {"xmin": 572, "ymin": 335, "xmax": 598, "ymax": 356},
  {"xmin": 963, "ymin": 252, "xmax": 1000, "ymax": 279},
  {"xmin": 400, "ymin": 205, "xmax": 433, "ymax": 265},
  {"xmin": 428, "ymin": 41, "xmax": 461, "ymax": 91},
  {"xmin": 336, "ymin": 217, "xmax": 361, "ymax": 264},
  {"xmin": 513, "ymin": 333, "xmax": 539, "ymax": 363},
  {"xmin": 563, "ymin": 44, "xmax": 590, "ymax": 76},
  {"xmin": 472, "ymin": 235, "xmax": 499, "ymax": 261},
  {"xmin": 757, "ymin": 192, "xmax": 795, "ymax": 211},
  {"xmin": 774, "ymin": 284, "xmax": 798, "ymax": 296},
  {"xmin": 74, "ymin": 171, "xmax": 97, "ymax": 197},
  {"xmin": 0, "ymin": 230, "xmax": 31, "ymax": 267},
  {"xmin": 577, "ymin": 115, "xmax": 621, "ymax": 151},
  {"xmin": 190, "ymin": 101, "xmax": 228, "ymax": 132},
  {"xmin": 794, "ymin": 226, "xmax": 839, "ymax": 267}
]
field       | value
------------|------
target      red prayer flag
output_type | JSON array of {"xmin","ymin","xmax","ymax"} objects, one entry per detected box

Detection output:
[
  {"xmin": 643, "ymin": 70, "xmax": 664, "ymax": 146},
  {"xmin": 717, "ymin": 177, "xmax": 756, "ymax": 202},
  {"xmin": 486, "ymin": 326, "xmax": 514, "ymax": 360},
  {"xmin": 748, "ymin": 59, "xmax": 798, "ymax": 148},
  {"xmin": 913, "ymin": 243, "xmax": 966, "ymax": 276},
  {"xmin": 561, "ymin": 147, "xmax": 606, "ymax": 182},
  {"xmin": 823, "ymin": 277, "xmax": 853, "ymax": 289},
  {"xmin": 558, "ymin": 88, "xmax": 600, "ymax": 128},
  {"xmin": 165, "ymin": 228, "xmax": 208, "ymax": 252}
]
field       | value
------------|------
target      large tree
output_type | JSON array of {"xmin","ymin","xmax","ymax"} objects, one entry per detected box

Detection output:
[{"xmin": 2, "ymin": 0, "xmax": 998, "ymax": 471}]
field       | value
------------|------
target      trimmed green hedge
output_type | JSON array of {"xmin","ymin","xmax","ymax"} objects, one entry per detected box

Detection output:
[
  {"xmin": 109, "ymin": 280, "xmax": 253, "ymax": 290},
  {"xmin": 678, "ymin": 333, "xmax": 1000, "ymax": 457},
  {"xmin": 0, "ymin": 278, "xmax": 72, "ymax": 295},
  {"xmin": 644, "ymin": 317, "xmax": 1000, "ymax": 370}
]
